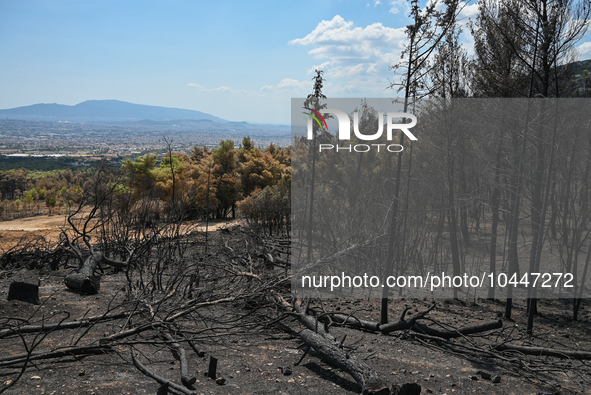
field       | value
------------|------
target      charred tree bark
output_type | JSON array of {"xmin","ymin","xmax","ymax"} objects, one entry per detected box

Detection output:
[
  {"xmin": 493, "ymin": 344, "xmax": 591, "ymax": 360},
  {"xmin": 162, "ymin": 332, "xmax": 196, "ymax": 388},
  {"xmin": 488, "ymin": 136, "xmax": 502, "ymax": 300},
  {"xmin": 274, "ymin": 295, "xmax": 401, "ymax": 394},
  {"xmin": 64, "ymin": 251, "xmax": 130, "ymax": 294},
  {"xmin": 131, "ymin": 348, "xmax": 196, "ymax": 395},
  {"xmin": 298, "ymin": 328, "xmax": 388, "ymax": 393}
]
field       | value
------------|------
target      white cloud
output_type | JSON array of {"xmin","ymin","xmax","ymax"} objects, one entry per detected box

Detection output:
[
  {"xmin": 277, "ymin": 78, "xmax": 310, "ymax": 89},
  {"xmin": 214, "ymin": 86, "xmax": 232, "ymax": 92},
  {"xmin": 367, "ymin": 63, "xmax": 379, "ymax": 74},
  {"xmin": 260, "ymin": 78, "xmax": 310, "ymax": 91},
  {"xmin": 327, "ymin": 64, "xmax": 367, "ymax": 78},
  {"xmin": 577, "ymin": 42, "xmax": 591, "ymax": 58},
  {"xmin": 374, "ymin": 0, "xmax": 382, "ymax": 6},
  {"xmin": 187, "ymin": 83, "xmax": 245, "ymax": 93},
  {"xmin": 289, "ymin": 15, "xmax": 405, "ymax": 48},
  {"xmin": 290, "ymin": 15, "xmax": 406, "ymax": 80},
  {"xmin": 389, "ymin": 0, "xmax": 410, "ymax": 15},
  {"xmin": 458, "ymin": 2, "xmax": 479, "ymax": 20}
]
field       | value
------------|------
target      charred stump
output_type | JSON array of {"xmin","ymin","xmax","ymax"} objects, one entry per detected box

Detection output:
[{"xmin": 7, "ymin": 281, "xmax": 40, "ymax": 305}]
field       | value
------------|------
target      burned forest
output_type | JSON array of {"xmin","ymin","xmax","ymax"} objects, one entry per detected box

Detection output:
[
  {"xmin": 2, "ymin": 0, "xmax": 591, "ymax": 394},
  {"xmin": 0, "ymin": 159, "xmax": 588, "ymax": 395}
]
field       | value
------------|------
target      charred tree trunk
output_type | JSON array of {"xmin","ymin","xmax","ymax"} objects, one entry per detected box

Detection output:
[
  {"xmin": 297, "ymin": 328, "xmax": 388, "ymax": 393},
  {"xmin": 64, "ymin": 251, "xmax": 130, "ymax": 294},
  {"xmin": 488, "ymin": 140, "xmax": 502, "ymax": 300}
]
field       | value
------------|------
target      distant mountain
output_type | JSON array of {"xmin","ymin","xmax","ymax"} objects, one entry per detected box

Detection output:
[
  {"xmin": 0, "ymin": 100, "xmax": 227, "ymax": 123},
  {"xmin": 570, "ymin": 59, "xmax": 591, "ymax": 94}
]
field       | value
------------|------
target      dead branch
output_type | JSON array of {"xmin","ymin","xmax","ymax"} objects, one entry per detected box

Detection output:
[
  {"xmin": 327, "ymin": 313, "xmax": 381, "ymax": 332},
  {"xmin": 0, "ymin": 345, "xmax": 112, "ymax": 367},
  {"xmin": 493, "ymin": 343, "xmax": 591, "ymax": 360},
  {"xmin": 411, "ymin": 320, "xmax": 503, "ymax": 339},
  {"xmin": 0, "ymin": 312, "xmax": 128, "ymax": 339},
  {"xmin": 281, "ymin": 297, "xmax": 337, "ymax": 341},
  {"xmin": 164, "ymin": 297, "xmax": 237, "ymax": 322},
  {"xmin": 131, "ymin": 348, "xmax": 196, "ymax": 395},
  {"xmin": 380, "ymin": 304, "xmax": 436, "ymax": 334},
  {"xmin": 161, "ymin": 331, "xmax": 196, "ymax": 388},
  {"xmin": 100, "ymin": 298, "xmax": 238, "ymax": 345},
  {"xmin": 319, "ymin": 305, "xmax": 435, "ymax": 334},
  {"xmin": 100, "ymin": 322, "xmax": 164, "ymax": 344}
]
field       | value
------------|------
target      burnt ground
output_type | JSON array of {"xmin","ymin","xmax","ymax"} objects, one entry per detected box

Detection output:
[{"xmin": 0, "ymin": 225, "xmax": 590, "ymax": 395}]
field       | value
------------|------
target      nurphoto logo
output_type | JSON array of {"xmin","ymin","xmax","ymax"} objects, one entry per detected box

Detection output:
[{"xmin": 303, "ymin": 107, "xmax": 417, "ymax": 153}]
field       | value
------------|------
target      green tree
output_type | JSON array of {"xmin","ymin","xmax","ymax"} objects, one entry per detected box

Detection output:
[
  {"xmin": 211, "ymin": 140, "xmax": 241, "ymax": 218},
  {"xmin": 122, "ymin": 154, "xmax": 158, "ymax": 203}
]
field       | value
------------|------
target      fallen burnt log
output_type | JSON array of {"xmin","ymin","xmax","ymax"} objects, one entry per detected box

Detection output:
[
  {"xmin": 493, "ymin": 343, "xmax": 591, "ymax": 360},
  {"xmin": 412, "ymin": 320, "xmax": 503, "ymax": 339},
  {"xmin": 324, "ymin": 305, "xmax": 434, "ymax": 333},
  {"xmin": 274, "ymin": 294, "xmax": 419, "ymax": 394},
  {"xmin": 298, "ymin": 327, "xmax": 389, "ymax": 393},
  {"xmin": 379, "ymin": 305, "xmax": 435, "ymax": 334},
  {"xmin": 327, "ymin": 313, "xmax": 381, "ymax": 332},
  {"xmin": 64, "ymin": 251, "xmax": 131, "ymax": 294},
  {"xmin": 324, "ymin": 306, "xmax": 502, "ymax": 340},
  {"xmin": 161, "ymin": 331, "xmax": 196, "ymax": 388}
]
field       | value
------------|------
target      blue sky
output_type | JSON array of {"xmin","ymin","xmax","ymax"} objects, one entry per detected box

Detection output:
[{"xmin": 1, "ymin": 0, "xmax": 590, "ymax": 124}]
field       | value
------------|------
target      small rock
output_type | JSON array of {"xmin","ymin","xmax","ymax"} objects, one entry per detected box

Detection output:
[
  {"xmin": 215, "ymin": 378, "xmax": 226, "ymax": 385},
  {"xmin": 78, "ymin": 370, "xmax": 86, "ymax": 377},
  {"xmin": 470, "ymin": 375, "xmax": 479, "ymax": 380},
  {"xmin": 30, "ymin": 376, "xmax": 42, "ymax": 380},
  {"xmin": 281, "ymin": 366, "xmax": 292, "ymax": 376},
  {"xmin": 479, "ymin": 371, "xmax": 492, "ymax": 380},
  {"xmin": 492, "ymin": 375, "xmax": 501, "ymax": 383}
]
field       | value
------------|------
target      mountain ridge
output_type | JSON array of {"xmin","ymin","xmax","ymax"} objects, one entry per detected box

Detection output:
[{"xmin": 0, "ymin": 100, "xmax": 228, "ymax": 123}]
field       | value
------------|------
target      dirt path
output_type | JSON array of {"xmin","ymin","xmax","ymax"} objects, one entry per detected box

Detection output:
[
  {"xmin": 0, "ymin": 214, "xmax": 70, "ymax": 232},
  {"xmin": 0, "ymin": 212, "xmax": 242, "ymax": 251}
]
